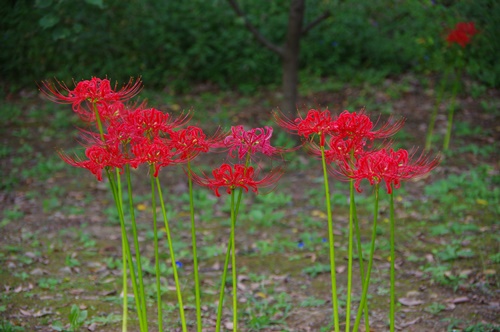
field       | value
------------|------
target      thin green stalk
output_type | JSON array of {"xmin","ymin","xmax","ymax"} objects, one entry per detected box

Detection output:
[
  {"xmin": 215, "ymin": 188, "xmax": 244, "ymax": 331},
  {"xmin": 150, "ymin": 169, "xmax": 163, "ymax": 331},
  {"xmin": 443, "ymin": 70, "xmax": 461, "ymax": 151},
  {"xmin": 125, "ymin": 166, "xmax": 148, "ymax": 325},
  {"xmin": 117, "ymin": 167, "xmax": 128, "ymax": 332},
  {"xmin": 121, "ymin": 227, "xmax": 128, "ymax": 332},
  {"xmin": 107, "ymin": 169, "xmax": 146, "ymax": 331},
  {"xmin": 425, "ymin": 73, "xmax": 447, "ymax": 151},
  {"xmin": 345, "ymin": 180, "xmax": 355, "ymax": 331},
  {"xmin": 352, "ymin": 193, "xmax": 370, "ymax": 331},
  {"xmin": 230, "ymin": 191, "xmax": 238, "ymax": 331},
  {"xmin": 216, "ymin": 233, "xmax": 232, "ymax": 332},
  {"xmin": 92, "ymin": 103, "xmax": 106, "ymax": 142},
  {"xmin": 353, "ymin": 184, "xmax": 380, "ymax": 332},
  {"xmin": 320, "ymin": 146, "xmax": 339, "ymax": 332},
  {"xmin": 186, "ymin": 161, "xmax": 202, "ymax": 332},
  {"xmin": 155, "ymin": 178, "xmax": 187, "ymax": 332},
  {"xmin": 216, "ymin": 156, "xmax": 250, "ymax": 332},
  {"xmin": 389, "ymin": 191, "xmax": 396, "ymax": 332}
]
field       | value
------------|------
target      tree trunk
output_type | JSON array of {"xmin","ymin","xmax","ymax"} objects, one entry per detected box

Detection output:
[
  {"xmin": 282, "ymin": 0, "xmax": 305, "ymax": 115},
  {"xmin": 226, "ymin": 0, "xmax": 329, "ymax": 115}
]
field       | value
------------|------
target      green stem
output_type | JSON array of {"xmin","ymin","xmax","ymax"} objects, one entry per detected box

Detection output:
[
  {"xmin": 389, "ymin": 191, "xmax": 396, "ymax": 332},
  {"xmin": 116, "ymin": 167, "xmax": 128, "ymax": 332},
  {"xmin": 425, "ymin": 73, "xmax": 447, "ymax": 151},
  {"xmin": 352, "ymin": 193, "xmax": 370, "ymax": 331},
  {"xmin": 107, "ymin": 169, "xmax": 146, "ymax": 331},
  {"xmin": 320, "ymin": 146, "xmax": 339, "ymax": 332},
  {"xmin": 216, "ymin": 157, "xmax": 250, "ymax": 332},
  {"xmin": 150, "ymin": 168, "xmax": 163, "ymax": 331},
  {"xmin": 353, "ymin": 184, "xmax": 380, "ymax": 332},
  {"xmin": 187, "ymin": 161, "xmax": 202, "ymax": 332},
  {"xmin": 155, "ymin": 178, "xmax": 187, "ymax": 332},
  {"xmin": 443, "ymin": 70, "xmax": 461, "ymax": 151},
  {"xmin": 345, "ymin": 180, "xmax": 355, "ymax": 331},
  {"xmin": 215, "ymin": 188, "xmax": 244, "ymax": 331},
  {"xmin": 230, "ymin": 191, "xmax": 238, "ymax": 331},
  {"xmin": 216, "ymin": 236, "xmax": 231, "ymax": 332},
  {"xmin": 125, "ymin": 166, "xmax": 148, "ymax": 326},
  {"xmin": 121, "ymin": 225, "xmax": 128, "ymax": 332},
  {"xmin": 92, "ymin": 103, "xmax": 106, "ymax": 142}
]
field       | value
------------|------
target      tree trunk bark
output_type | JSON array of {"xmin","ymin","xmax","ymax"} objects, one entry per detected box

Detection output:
[{"xmin": 282, "ymin": 0, "xmax": 305, "ymax": 115}]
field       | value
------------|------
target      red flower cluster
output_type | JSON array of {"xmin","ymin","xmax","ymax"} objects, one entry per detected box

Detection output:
[
  {"xmin": 275, "ymin": 108, "xmax": 438, "ymax": 193},
  {"xmin": 44, "ymin": 77, "xmax": 284, "ymax": 195},
  {"xmin": 274, "ymin": 109, "xmax": 336, "ymax": 146},
  {"xmin": 340, "ymin": 148, "xmax": 440, "ymax": 194},
  {"xmin": 446, "ymin": 22, "xmax": 478, "ymax": 48},
  {"xmin": 194, "ymin": 124, "xmax": 284, "ymax": 196},
  {"xmin": 192, "ymin": 164, "xmax": 282, "ymax": 197},
  {"xmin": 40, "ymin": 77, "xmax": 142, "ymax": 122},
  {"xmin": 43, "ymin": 78, "xmax": 221, "ymax": 180},
  {"xmin": 222, "ymin": 125, "xmax": 279, "ymax": 160}
]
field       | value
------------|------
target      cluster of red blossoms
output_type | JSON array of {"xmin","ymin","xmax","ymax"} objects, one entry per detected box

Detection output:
[
  {"xmin": 446, "ymin": 22, "xmax": 478, "ymax": 48},
  {"xmin": 196, "ymin": 125, "xmax": 283, "ymax": 197},
  {"xmin": 275, "ymin": 109, "xmax": 439, "ymax": 194},
  {"xmin": 41, "ymin": 77, "xmax": 282, "ymax": 195}
]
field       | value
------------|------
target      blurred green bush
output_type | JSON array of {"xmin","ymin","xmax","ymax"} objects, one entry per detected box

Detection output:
[{"xmin": 1, "ymin": 0, "xmax": 498, "ymax": 92}]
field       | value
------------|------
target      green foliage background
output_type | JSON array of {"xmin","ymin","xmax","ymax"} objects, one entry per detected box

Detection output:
[{"xmin": 1, "ymin": 0, "xmax": 499, "ymax": 92}]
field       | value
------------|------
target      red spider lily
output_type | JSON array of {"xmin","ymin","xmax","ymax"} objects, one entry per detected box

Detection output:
[
  {"xmin": 129, "ymin": 136, "xmax": 184, "ymax": 177},
  {"xmin": 95, "ymin": 101, "xmax": 128, "ymax": 123},
  {"xmin": 172, "ymin": 126, "xmax": 223, "ymax": 160},
  {"xmin": 59, "ymin": 143, "xmax": 126, "ymax": 181},
  {"xmin": 274, "ymin": 109, "xmax": 336, "ymax": 146},
  {"xmin": 223, "ymin": 125, "xmax": 279, "ymax": 159},
  {"xmin": 40, "ymin": 77, "xmax": 142, "ymax": 121},
  {"xmin": 334, "ymin": 110, "xmax": 404, "ymax": 142},
  {"xmin": 305, "ymin": 110, "xmax": 403, "ymax": 163},
  {"xmin": 307, "ymin": 135, "xmax": 367, "ymax": 164},
  {"xmin": 339, "ymin": 148, "xmax": 440, "ymax": 194},
  {"xmin": 192, "ymin": 164, "xmax": 282, "ymax": 197},
  {"xmin": 446, "ymin": 22, "xmax": 478, "ymax": 48},
  {"xmin": 124, "ymin": 107, "xmax": 190, "ymax": 138}
]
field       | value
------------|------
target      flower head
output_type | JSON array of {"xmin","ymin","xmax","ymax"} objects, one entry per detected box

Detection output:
[
  {"xmin": 129, "ymin": 136, "xmax": 182, "ymax": 177},
  {"xmin": 124, "ymin": 107, "xmax": 190, "ymax": 138},
  {"xmin": 59, "ymin": 143, "xmax": 126, "ymax": 181},
  {"xmin": 40, "ymin": 77, "xmax": 142, "ymax": 121},
  {"xmin": 193, "ymin": 164, "xmax": 282, "ymax": 197},
  {"xmin": 172, "ymin": 126, "xmax": 223, "ymax": 160},
  {"xmin": 304, "ymin": 110, "xmax": 403, "ymax": 164},
  {"xmin": 446, "ymin": 22, "xmax": 478, "ymax": 48},
  {"xmin": 334, "ymin": 110, "xmax": 403, "ymax": 141},
  {"xmin": 274, "ymin": 109, "xmax": 336, "ymax": 146},
  {"xmin": 340, "ymin": 148, "xmax": 440, "ymax": 194},
  {"xmin": 223, "ymin": 125, "xmax": 278, "ymax": 159}
]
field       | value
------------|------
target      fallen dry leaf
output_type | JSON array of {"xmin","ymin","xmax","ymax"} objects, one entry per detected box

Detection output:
[
  {"xmin": 19, "ymin": 309, "xmax": 33, "ymax": 317},
  {"xmin": 399, "ymin": 317, "xmax": 422, "ymax": 328},
  {"xmin": 34, "ymin": 308, "xmax": 53, "ymax": 317},
  {"xmin": 398, "ymin": 297, "xmax": 425, "ymax": 306},
  {"xmin": 30, "ymin": 268, "xmax": 49, "ymax": 276},
  {"xmin": 447, "ymin": 296, "xmax": 469, "ymax": 304}
]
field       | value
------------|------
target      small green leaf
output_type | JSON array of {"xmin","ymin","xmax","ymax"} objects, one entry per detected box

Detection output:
[
  {"xmin": 35, "ymin": 0, "xmax": 53, "ymax": 8},
  {"xmin": 39, "ymin": 14, "xmax": 59, "ymax": 29},
  {"xmin": 51, "ymin": 320, "xmax": 64, "ymax": 331},
  {"xmin": 85, "ymin": 0, "xmax": 104, "ymax": 8}
]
